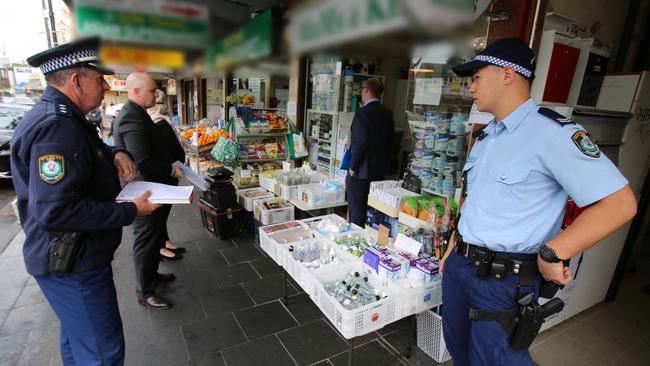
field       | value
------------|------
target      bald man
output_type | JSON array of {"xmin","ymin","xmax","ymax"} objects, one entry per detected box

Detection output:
[{"xmin": 114, "ymin": 72, "xmax": 183, "ymax": 310}]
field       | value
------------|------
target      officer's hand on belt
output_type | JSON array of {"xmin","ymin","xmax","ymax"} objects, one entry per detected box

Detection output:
[
  {"xmin": 133, "ymin": 191, "xmax": 160, "ymax": 216},
  {"xmin": 537, "ymin": 255, "xmax": 572, "ymax": 286},
  {"xmin": 114, "ymin": 152, "xmax": 136, "ymax": 182}
]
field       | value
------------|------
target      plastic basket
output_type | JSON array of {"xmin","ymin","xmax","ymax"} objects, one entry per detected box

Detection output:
[
  {"xmin": 299, "ymin": 214, "xmax": 363, "ymax": 239},
  {"xmin": 311, "ymin": 262, "xmax": 405, "ymax": 339},
  {"xmin": 400, "ymin": 280, "xmax": 443, "ymax": 316},
  {"xmin": 259, "ymin": 173, "xmax": 277, "ymax": 192},
  {"xmin": 254, "ymin": 198, "xmax": 295, "ymax": 225},
  {"xmin": 416, "ymin": 309, "xmax": 451, "ymax": 363},
  {"xmin": 258, "ymin": 221, "xmax": 313, "ymax": 265},
  {"xmin": 278, "ymin": 182, "xmax": 320, "ymax": 201},
  {"xmin": 237, "ymin": 188, "xmax": 275, "ymax": 211},
  {"xmin": 280, "ymin": 238, "xmax": 358, "ymax": 296},
  {"xmin": 296, "ymin": 185, "xmax": 346, "ymax": 208}
]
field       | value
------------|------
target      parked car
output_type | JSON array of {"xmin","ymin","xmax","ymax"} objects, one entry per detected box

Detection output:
[{"xmin": 0, "ymin": 104, "xmax": 31, "ymax": 178}]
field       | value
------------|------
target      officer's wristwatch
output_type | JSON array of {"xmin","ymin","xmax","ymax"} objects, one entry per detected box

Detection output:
[{"xmin": 538, "ymin": 244, "xmax": 562, "ymax": 263}]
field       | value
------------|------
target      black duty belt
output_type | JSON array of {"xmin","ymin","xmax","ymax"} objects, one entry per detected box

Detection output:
[{"xmin": 455, "ymin": 236, "xmax": 538, "ymax": 283}]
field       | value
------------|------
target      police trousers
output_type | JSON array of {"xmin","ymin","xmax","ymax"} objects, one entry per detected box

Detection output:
[
  {"xmin": 36, "ymin": 265, "xmax": 124, "ymax": 366},
  {"xmin": 132, "ymin": 204, "xmax": 172, "ymax": 299},
  {"xmin": 442, "ymin": 250, "xmax": 541, "ymax": 366}
]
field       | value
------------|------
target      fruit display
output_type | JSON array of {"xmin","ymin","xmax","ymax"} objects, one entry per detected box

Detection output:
[
  {"xmin": 225, "ymin": 92, "xmax": 255, "ymax": 106},
  {"xmin": 181, "ymin": 128, "xmax": 230, "ymax": 146}
]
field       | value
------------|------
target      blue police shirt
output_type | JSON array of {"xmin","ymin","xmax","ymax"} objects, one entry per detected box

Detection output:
[
  {"xmin": 11, "ymin": 86, "xmax": 137, "ymax": 276},
  {"xmin": 458, "ymin": 98, "xmax": 628, "ymax": 254}
]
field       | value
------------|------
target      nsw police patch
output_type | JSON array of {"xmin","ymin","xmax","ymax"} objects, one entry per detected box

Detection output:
[
  {"xmin": 38, "ymin": 155, "xmax": 65, "ymax": 183},
  {"xmin": 571, "ymin": 131, "xmax": 600, "ymax": 158}
]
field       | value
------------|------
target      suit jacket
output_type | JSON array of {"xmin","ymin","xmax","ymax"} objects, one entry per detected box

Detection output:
[
  {"xmin": 349, "ymin": 101, "xmax": 394, "ymax": 180},
  {"xmin": 113, "ymin": 100, "xmax": 177, "ymax": 185},
  {"xmin": 155, "ymin": 120, "xmax": 185, "ymax": 164}
]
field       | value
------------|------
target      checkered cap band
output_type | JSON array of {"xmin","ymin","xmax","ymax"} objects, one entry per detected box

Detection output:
[
  {"xmin": 474, "ymin": 55, "xmax": 532, "ymax": 78},
  {"xmin": 39, "ymin": 49, "xmax": 98, "ymax": 74}
]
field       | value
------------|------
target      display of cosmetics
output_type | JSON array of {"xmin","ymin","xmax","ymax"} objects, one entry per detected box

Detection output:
[
  {"xmin": 342, "ymin": 69, "xmax": 354, "ymax": 112},
  {"xmin": 288, "ymin": 241, "xmax": 338, "ymax": 269},
  {"xmin": 412, "ymin": 228, "xmax": 450, "ymax": 259},
  {"xmin": 336, "ymin": 234, "xmax": 374, "ymax": 257},
  {"xmin": 323, "ymin": 271, "xmax": 387, "ymax": 310}
]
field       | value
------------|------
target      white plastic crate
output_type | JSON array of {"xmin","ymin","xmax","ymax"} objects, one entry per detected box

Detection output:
[
  {"xmin": 254, "ymin": 198, "xmax": 295, "ymax": 225},
  {"xmin": 259, "ymin": 173, "xmax": 277, "ymax": 192},
  {"xmin": 311, "ymin": 262, "xmax": 405, "ymax": 339},
  {"xmin": 278, "ymin": 182, "xmax": 320, "ymax": 201},
  {"xmin": 258, "ymin": 221, "xmax": 313, "ymax": 265},
  {"xmin": 417, "ymin": 309, "xmax": 452, "ymax": 363},
  {"xmin": 280, "ymin": 238, "xmax": 357, "ymax": 296},
  {"xmin": 296, "ymin": 185, "xmax": 345, "ymax": 208},
  {"xmin": 400, "ymin": 280, "xmax": 443, "ymax": 316},
  {"xmin": 237, "ymin": 188, "xmax": 275, "ymax": 211},
  {"xmin": 300, "ymin": 214, "xmax": 363, "ymax": 239}
]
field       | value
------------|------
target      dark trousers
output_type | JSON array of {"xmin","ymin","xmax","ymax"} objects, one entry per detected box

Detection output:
[
  {"xmin": 36, "ymin": 266, "xmax": 124, "ymax": 366},
  {"xmin": 133, "ymin": 204, "xmax": 171, "ymax": 299},
  {"xmin": 346, "ymin": 174, "xmax": 371, "ymax": 227},
  {"xmin": 442, "ymin": 250, "xmax": 541, "ymax": 365}
]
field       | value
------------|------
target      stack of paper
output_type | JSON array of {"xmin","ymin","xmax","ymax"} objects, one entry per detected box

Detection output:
[{"xmin": 116, "ymin": 181, "xmax": 194, "ymax": 204}]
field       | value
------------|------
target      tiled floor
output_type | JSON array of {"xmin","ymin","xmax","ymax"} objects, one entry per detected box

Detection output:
[{"xmin": 0, "ymin": 196, "xmax": 648, "ymax": 365}]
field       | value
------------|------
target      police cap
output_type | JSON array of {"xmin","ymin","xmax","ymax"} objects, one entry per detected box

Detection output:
[
  {"xmin": 27, "ymin": 37, "xmax": 113, "ymax": 76},
  {"xmin": 452, "ymin": 38, "xmax": 536, "ymax": 81}
]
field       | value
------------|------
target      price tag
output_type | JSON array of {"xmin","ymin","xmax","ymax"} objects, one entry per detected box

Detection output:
[
  {"xmin": 378, "ymin": 225, "xmax": 390, "ymax": 246},
  {"xmin": 394, "ymin": 233, "xmax": 422, "ymax": 256}
]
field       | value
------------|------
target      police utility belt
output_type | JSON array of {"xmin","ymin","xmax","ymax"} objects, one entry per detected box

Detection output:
[{"xmin": 455, "ymin": 236, "xmax": 566, "ymax": 350}]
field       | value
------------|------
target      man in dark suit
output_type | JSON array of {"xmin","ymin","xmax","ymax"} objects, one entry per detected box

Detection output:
[
  {"xmin": 114, "ymin": 72, "xmax": 184, "ymax": 310},
  {"xmin": 347, "ymin": 78, "xmax": 394, "ymax": 227}
]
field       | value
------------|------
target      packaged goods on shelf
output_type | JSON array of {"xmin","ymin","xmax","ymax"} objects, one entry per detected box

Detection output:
[
  {"xmin": 253, "ymin": 198, "xmax": 295, "ymax": 225},
  {"xmin": 369, "ymin": 186, "xmax": 419, "ymax": 209},
  {"xmin": 335, "ymin": 232, "xmax": 376, "ymax": 257},
  {"xmin": 259, "ymin": 221, "xmax": 313, "ymax": 265},
  {"xmin": 366, "ymin": 207, "xmax": 400, "ymax": 237},
  {"xmin": 369, "ymin": 180, "xmax": 402, "ymax": 193},
  {"xmin": 301, "ymin": 214, "xmax": 361, "ymax": 239},
  {"xmin": 272, "ymin": 169, "xmax": 324, "ymax": 200},
  {"xmin": 297, "ymin": 180, "xmax": 345, "ymax": 208}
]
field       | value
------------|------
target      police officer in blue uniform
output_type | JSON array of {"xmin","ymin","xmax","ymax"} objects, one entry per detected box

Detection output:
[
  {"xmin": 11, "ymin": 38, "xmax": 159, "ymax": 365},
  {"xmin": 439, "ymin": 38, "xmax": 637, "ymax": 365}
]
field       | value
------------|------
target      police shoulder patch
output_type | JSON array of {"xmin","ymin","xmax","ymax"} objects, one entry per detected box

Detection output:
[
  {"xmin": 38, "ymin": 154, "xmax": 65, "ymax": 183},
  {"xmin": 571, "ymin": 131, "xmax": 601, "ymax": 158},
  {"xmin": 538, "ymin": 107, "xmax": 576, "ymax": 126}
]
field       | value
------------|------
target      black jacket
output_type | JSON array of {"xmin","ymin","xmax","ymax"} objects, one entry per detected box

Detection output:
[
  {"xmin": 349, "ymin": 101, "xmax": 394, "ymax": 180},
  {"xmin": 155, "ymin": 121, "xmax": 185, "ymax": 164},
  {"xmin": 113, "ymin": 100, "xmax": 177, "ymax": 185},
  {"xmin": 10, "ymin": 87, "xmax": 136, "ymax": 276}
]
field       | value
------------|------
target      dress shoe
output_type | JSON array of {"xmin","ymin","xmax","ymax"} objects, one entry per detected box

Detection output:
[
  {"xmin": 138, "ymin": 295, "xmax": 172, "ymax": 310},
  {"xmin": 160, "ymin": 253, "xmax": 183, "ymax": 261},
  {"xmin": 168, "ymin": 246, "xmax": 186, "ymax": 253},
  {"xmin": 156, "ymin": 272, "xmax": 176, "ymax": 282}
]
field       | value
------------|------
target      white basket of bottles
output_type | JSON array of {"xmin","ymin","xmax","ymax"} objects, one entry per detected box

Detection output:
[{"xmin": 258, "ymin": 221, "xmax": 313, "ymax": 265}]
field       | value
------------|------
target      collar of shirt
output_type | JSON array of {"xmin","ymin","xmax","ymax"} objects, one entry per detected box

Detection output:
[
  {"xmin": 41, "ymin": 86, "xmax": 87, "ymax": 122},
  {"xmin": 496, "ymin": 98, "xmax": 537, "ymax": 134},
  {"xmin": 363, "ymin": 98, "xmax": 380, "ymax": 107}
]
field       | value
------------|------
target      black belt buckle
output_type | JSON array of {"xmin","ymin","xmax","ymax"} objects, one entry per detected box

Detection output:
[
  {"xmin": 471, "ymin": 246, "xmax": 492, "ymax": 279},
  {"xmin": 491, "ymin": 254, "xmax": 508, "ymax": 279}
]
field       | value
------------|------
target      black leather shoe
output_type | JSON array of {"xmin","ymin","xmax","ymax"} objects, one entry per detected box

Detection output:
[
  {"xmin": 138, "ymin": 295, "xmax": 172, "ymax": 310},
  {"xmin": 160, "ymin": 253, "xmax": 183, "ymax": 261},
  {"xmin": 156, "ymin": 272, "xmax": 176, "ymax": 282},
  {"xmin": 169, "ymin": 246, "xmax": 186, "ymax": 253}
]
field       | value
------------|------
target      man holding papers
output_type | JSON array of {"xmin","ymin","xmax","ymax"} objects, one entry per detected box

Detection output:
[
  {"xmin": 11, "ymin": 38, "xmax": 160, "ymax": 366},
  {"xmin": 114, "ymin": 72, "xmax": 184, "ymax": 310}
]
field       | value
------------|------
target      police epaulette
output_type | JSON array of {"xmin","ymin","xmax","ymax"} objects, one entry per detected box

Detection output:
[
  {"xmin": 472, "ymin": 125, "xmax": 488, "ymax": 140},
  {"xmin": 538, "ymin": 107, "xmax": 575, "ymax": 126},
  {"xmin": 47, "ymin": 101, "xmax": 71, "ymax": 117}
]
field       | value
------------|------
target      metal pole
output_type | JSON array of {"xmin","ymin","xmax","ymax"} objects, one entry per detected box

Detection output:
[
  {"xmin": 41, "ymin": 0, "xmax": 52, "ymax": 48},
  {"xmin": 347, "ymin": 337, "xmax": 354, "ymax": 366},
  {"xmin": 282, "ymin": 268, "xmax": 288, "ymax": 305},
  {"xmin": 47, "ymin": 0, "xmax": 58, "ymax": 46}
]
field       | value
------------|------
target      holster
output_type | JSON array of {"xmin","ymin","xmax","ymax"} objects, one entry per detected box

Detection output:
[{"xmin": 48, "ymin": 232, "xmax": 82, "ymax": 275}]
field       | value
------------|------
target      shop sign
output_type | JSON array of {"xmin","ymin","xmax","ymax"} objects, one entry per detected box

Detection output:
[
  {"xmin": 289, "ymin": 0, "xmax": 491, "ymax": 54},
  {"xmin": 207, "ymin": 8, "xmax": 280, "ymax": 70},
  {"xmin": 100, "ymin": 44, "xmax": 185, "ymax": 69},
  {"xmin": 107, "ymin": 77, "xmax": 128, "ymax": 92},
  {"xmin": 167, "ymin": 79, "xmax": 177, "ymax": 95},
  {"xmin": 75, "ymin": 0, "xmax": 209, "ymax": 49}
]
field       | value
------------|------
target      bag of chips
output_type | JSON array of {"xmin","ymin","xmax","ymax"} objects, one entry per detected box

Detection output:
[
  {"xmin": 418, "ymin": 198, "xmax": 433, "ymax": 223},
  {"xmin": 401, "ymin": 196, "xmax": 420, "ymax": 216}
]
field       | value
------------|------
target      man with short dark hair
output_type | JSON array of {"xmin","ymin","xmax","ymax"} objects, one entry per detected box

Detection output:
[
  {"xmin": 11, "ymin": 37, "xmax": 159, "ymax": 366},
  {"xmin": 346, "ymin": 77, "xmax": 394, "ymax": 226}
]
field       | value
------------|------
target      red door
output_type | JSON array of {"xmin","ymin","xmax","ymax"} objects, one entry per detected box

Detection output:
[{"xmin": 543, "ymin": 43, "xmax": 581, "ymax": 103}]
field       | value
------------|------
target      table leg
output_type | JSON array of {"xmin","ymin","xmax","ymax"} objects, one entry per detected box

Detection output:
[
  {"xmin": 282, "ymin": 268, "xmax": 288, "ymax": 305},
  {"xmin": 405, "ymin": 314, "xmax": 415, "ymax": 358},
  {"xmin": 348, "ymin": 336, "xmax": 354, "ymax": 366}
]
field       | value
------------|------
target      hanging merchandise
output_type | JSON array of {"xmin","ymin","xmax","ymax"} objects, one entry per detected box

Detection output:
[
  {"xmin": 286, "ymin": 119, "xmax": 309, "ymax": 159},
  {"xmin": 211, "ymin": 119, "xmax": 239, "ymax": 166}
]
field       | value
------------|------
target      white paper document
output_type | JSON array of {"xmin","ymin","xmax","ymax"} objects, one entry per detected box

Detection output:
[
  {"xmin": 394, "ymin": 233, "xmax": 423, "ymax": 257},
  {"xmin": 173, "ymin": 161, "xmax": 209, "ymax": 191},
  {"xmin": 116, "ymin": 181, "xmax": 194, "ymax": 204}
]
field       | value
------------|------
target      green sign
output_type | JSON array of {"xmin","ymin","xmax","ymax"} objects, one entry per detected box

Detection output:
[
  {"xmin": 208, "ymin": 8, "xmax": 279, "ymax": 70},
  {"xmin": 75, "ymin": 1, "xmax": 209, "ymax": 49}
]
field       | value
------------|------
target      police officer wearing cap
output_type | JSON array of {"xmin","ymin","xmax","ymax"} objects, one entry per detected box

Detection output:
[
  {"xmin": 11, "ymin": 37, "xmax": 159, "ymax": 365},
  {"xmin": 439, "ymin": 38, "xmax": 637, "ymax": 365}
]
